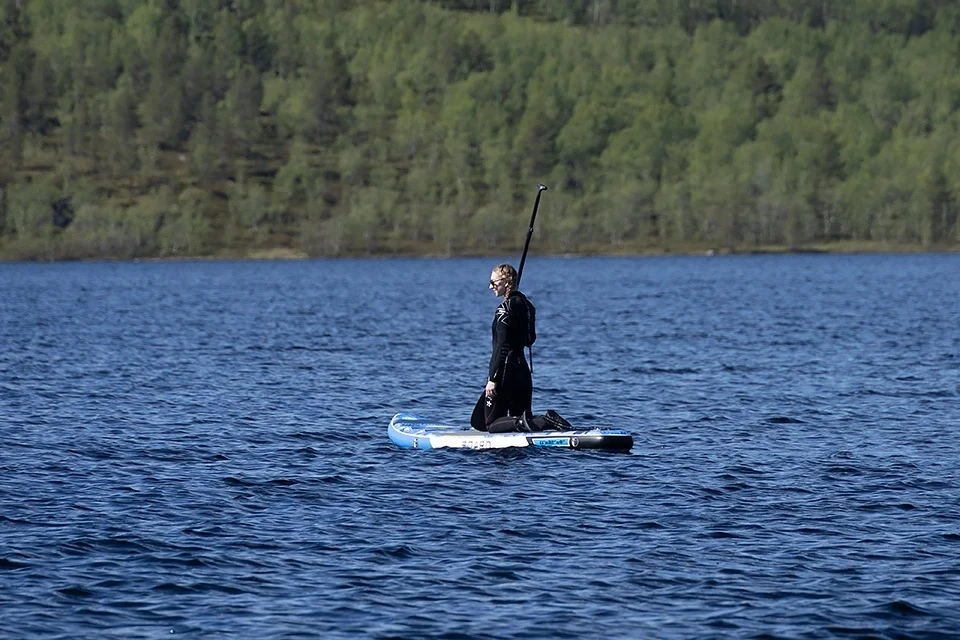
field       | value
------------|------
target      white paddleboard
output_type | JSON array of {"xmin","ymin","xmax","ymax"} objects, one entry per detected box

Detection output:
[{"xmin": 388, "ymin": 412, "xmax": 633, "ymax": 452}]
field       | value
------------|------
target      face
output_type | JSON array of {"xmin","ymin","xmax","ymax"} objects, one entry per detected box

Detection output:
[{"xmin": 489, "ymin": 272, "xmax": 508, "ymax": 296}]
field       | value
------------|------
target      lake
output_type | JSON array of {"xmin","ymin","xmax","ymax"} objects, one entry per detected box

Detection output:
[{"xmin": 2, "ymin": 253, "xmax": 959, "ymax": 638}]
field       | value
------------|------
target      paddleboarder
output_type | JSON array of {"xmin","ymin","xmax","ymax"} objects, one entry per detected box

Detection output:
[
  {"xmin": 468, "ymin": 185, "xmax": 572, "ymax": 433},
  {"xmin": 471, "ymin": 263, "xmax": 537, "ymax": 433}
]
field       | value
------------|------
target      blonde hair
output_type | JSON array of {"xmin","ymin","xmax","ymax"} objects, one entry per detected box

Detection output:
[{"xmin": 492, "ymin": 263, "xmax": 517, "ymax": 297}]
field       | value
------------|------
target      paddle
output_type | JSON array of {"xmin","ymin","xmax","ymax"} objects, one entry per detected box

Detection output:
[{"xmin": 516, "ymin": 183, "xmax": 548, "ymax": 288}]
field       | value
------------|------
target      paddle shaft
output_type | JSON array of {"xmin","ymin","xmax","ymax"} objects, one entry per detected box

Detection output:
[{"xmin": 516, "ymin": 184, "xmax": 547, "ymax": 288}]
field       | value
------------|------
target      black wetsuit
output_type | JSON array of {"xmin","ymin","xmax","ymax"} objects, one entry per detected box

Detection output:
[{"xmin": 470, "ymin": 291, "xmax": 535, "ymax": 431}]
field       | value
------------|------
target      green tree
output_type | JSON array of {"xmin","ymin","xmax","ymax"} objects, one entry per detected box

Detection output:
[
  {"xmin": 7, "ymin": 179, "xmax": 61, "ymax": 259},
  {"xmin": 103, "ymin": 73, "xmax": 140, "ymax": 177},
  {"xmin": 158, "ymin": 186, "xmax": 210, "ymax": 256},
  {"xmin": 273, "ymin": 137, "xmax": 325, "ymax": 222},
  {"xmin": 228, "ymin": 170, "xmax": 270, "ymax": 236},
  {"xmin": 0, "ymin": 54, "xmax": 26, "ymax": 213},
  {"xmin": 187, "ymin": 93, "xmax": 226, "ymax": 182},
  {"xmin": 222, "ymin": 63, "xmax": 263, "ymax": 150},
  {"xmin": 138, "ymin": 17, "xmax": 187, "ymax": 150}
]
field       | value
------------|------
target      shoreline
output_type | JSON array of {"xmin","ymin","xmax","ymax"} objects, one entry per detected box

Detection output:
[{"xmin": 1, "ymin": 241, "xmax": 958, "ymax": 264}]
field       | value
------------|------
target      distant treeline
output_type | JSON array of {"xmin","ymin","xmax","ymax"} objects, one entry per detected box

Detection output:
[{"xmin": 2, "ymin": 0, "xmax": 960, "ymax": 260}]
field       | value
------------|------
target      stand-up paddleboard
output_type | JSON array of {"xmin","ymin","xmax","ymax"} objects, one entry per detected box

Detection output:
[{"xmin": 389, "ymin": 412, "xmax": 633, "ymax": 452}]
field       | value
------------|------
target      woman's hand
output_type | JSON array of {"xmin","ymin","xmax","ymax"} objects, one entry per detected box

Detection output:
[{"xmin": 485, "ymin": 380, "xmax": 497, "ymax": 398}]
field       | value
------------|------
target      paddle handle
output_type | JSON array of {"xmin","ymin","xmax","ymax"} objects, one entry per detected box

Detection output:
[{"xmin": 516, "ymin": 184, "xmax": 547, "ymax": 287}]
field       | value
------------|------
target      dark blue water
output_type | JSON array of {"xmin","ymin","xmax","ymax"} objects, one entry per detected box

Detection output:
[{"xmin": 2, "ymin": 254, "xmax": 959, "ymax": 639}]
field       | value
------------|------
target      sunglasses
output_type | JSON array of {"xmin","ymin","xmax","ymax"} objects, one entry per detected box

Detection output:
[{"xmin": 489, "ymin": 278, "xmax": 502, "ymax": 287}]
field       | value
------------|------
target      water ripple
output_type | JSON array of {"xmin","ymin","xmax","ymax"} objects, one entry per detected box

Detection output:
[{"xmin": 2, "ymin": 256, "xmax": 960, "ymax": 638}]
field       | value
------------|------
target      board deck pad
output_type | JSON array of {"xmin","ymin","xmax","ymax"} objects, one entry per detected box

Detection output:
[{"xmin": 389, "ymin": 412, "xmax": 632, "ymax": 452}]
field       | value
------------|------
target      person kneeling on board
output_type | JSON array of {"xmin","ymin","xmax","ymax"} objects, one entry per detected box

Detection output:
[{"xmin": 469, "ymin": 263, "xmax": 572, "ymax": 433}]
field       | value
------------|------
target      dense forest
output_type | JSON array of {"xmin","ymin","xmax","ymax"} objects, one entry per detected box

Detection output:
[{"xmin": 2, "ymin": 0, "xmax": 960, "ymax": 260}]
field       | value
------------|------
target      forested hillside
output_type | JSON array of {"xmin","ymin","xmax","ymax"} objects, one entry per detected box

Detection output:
[{"xmin": 2, "ymin": 0, "xmax": 959, "ymax": 260}]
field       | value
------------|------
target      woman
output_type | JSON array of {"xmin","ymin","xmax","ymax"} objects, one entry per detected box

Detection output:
[{"xmin": 470, "ymin": 263, "xmax": 537, "ymax": 433}]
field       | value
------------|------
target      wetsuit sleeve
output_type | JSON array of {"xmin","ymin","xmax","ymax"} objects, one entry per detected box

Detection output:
[{"xmin": 488, "ymin": 302, "xmax": 510, "ymax": 383}]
